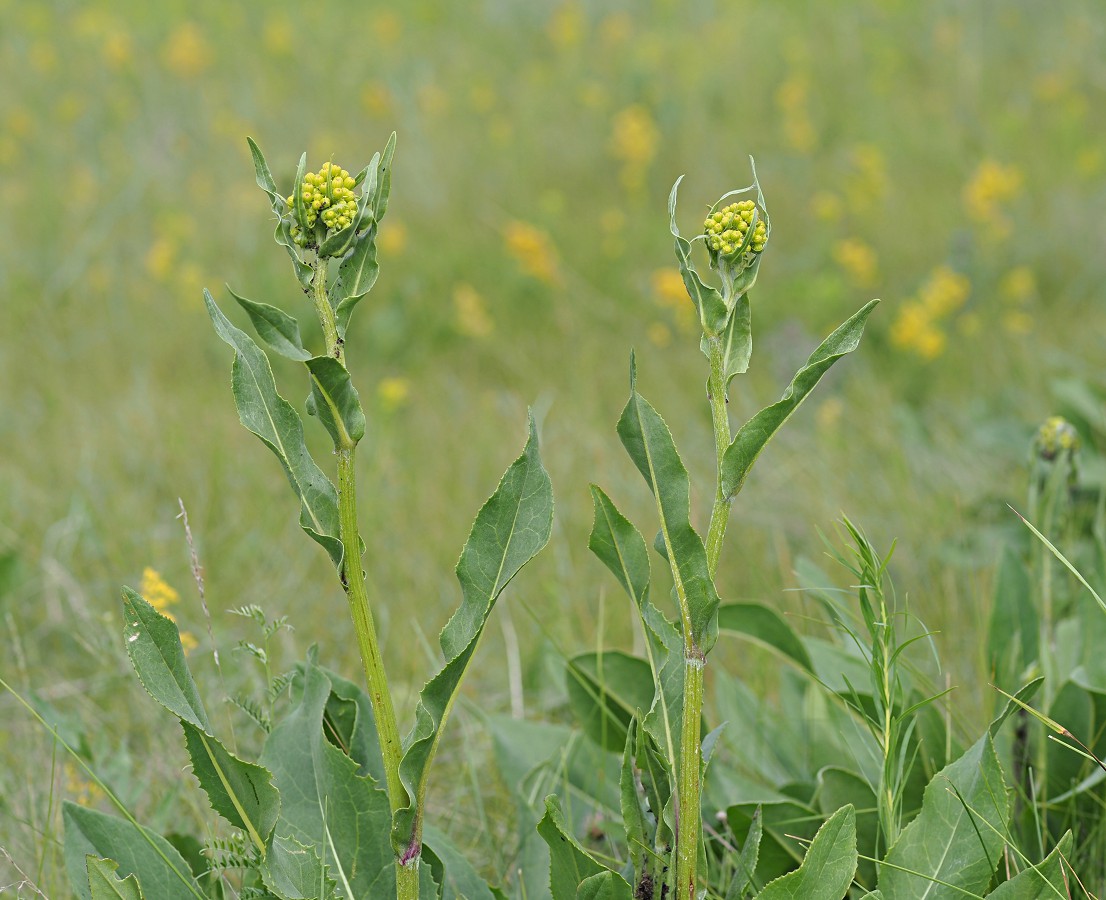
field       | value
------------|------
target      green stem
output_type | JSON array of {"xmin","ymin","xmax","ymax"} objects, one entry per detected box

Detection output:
[
  {"xmin": 675, "ymin": 654, "xmax": 705, "ymax": 898},
  {"xmin": 704, "ymin": 335, "xmax": 732, "ymax": 578},
  {"xmin": 311, "ymin": 256, "xmax": 415, "ymax": 900}
]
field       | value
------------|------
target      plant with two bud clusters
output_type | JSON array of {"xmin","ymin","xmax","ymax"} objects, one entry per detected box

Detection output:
[{"xmin": 57, "ymin": 135, "xmax": 554, "ymax": 900}]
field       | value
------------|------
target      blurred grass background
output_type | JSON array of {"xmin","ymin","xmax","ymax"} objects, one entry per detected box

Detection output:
[{"xmin": 2, "ymin": 0, "xmax": 1106, "ymax": 890}]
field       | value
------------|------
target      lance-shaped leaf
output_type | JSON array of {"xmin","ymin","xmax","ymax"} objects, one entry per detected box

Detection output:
[
  {"xmin": 537, "ymin": 795, "xmax": 617, "ymax": 900},
  {"xmin": 717, "ymin": 603, "xmax": 814, "ymax": 674},
  {"xmin": 122, "ymin": 588, "xmax": 209, "ymax": 732},
  {"xmin": 879, "ymin": 734, "xmax": 1009, "ymax": 898},
  {"xmin": 64, "ymin": 804, "xmax": 204, "ymax": 900},
  {"xmin": 180, "ymin": 721, "xmax": 279, "ymax": 849},
  {"xmin": 669, "ymin": 176, "xmax": 728, "ymax": 335},
  {"xmin": 205, "ymin": 290, "xmax": 344, "ymax": 568},
  {"xmin": 986, "ymin": 831, "xmax": 1071, "ymax": 899},
  {"xmin": 617, "ymin": 356, "xmax": 720, "ymax": 655},
  {"xmin": 305, "ymin": 357, "xmax": 366, "ymax": 448},
  {"xmin": 247, "ymin": 137, "xmax": 312, "ymax": 288},
  {"xmin": 87, "ymin": 857, "xmax": 144, "ymax": 900},
  {"xmin": 756, "ymin": 805, "xmax": 857, "ymax": 900},
  {"xmin": 619, "ymin": 720, "xmax": 649, "ymax": 883},
  {"xmin": 701, "ymin": 292, "xmax": 752, "ymax": 385},
  {"xmin": 725, "ymin": 806, "xmax": 762, "ymax": 900},
  {"xmin": 259, "ymin": 661, "xmax": 394, "ymax": 898},
  {"xmin": 565, "ymin": 651, "xmax": 653, "ymax": 752},
  {"xmin": 229, "ymin": 286, "xmax": 312, "ymax": 361},
  {"xmin": 721, "ymin": 299, "xmax": 878, "ymax": 500},
  {"xmin": 392, "ymin": 414, "xmax": 554, "ymax": 856}
]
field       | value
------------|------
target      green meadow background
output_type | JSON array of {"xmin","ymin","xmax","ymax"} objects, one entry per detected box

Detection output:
[{"xmin": 3, "ymin": 0, "xmax": 1106, "ymax": 890}]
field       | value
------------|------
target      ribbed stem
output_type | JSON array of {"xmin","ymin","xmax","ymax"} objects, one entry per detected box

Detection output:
[
  {"xmin": 675, "ymin": 654, "xmax": 705, "ymax": 898},
  {"xmin": 704, "ymin": 335, "xmax": 732, "ymax": 577}
]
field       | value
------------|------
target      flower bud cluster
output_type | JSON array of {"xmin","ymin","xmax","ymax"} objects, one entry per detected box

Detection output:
[
  {"xmin": 1035, "ymin": 415, "xmax": 1080, "ymax": 461},
  {"xmin": 704, "ymin": 200, "xmax": 767, "ymax": 259},
  {"xmin": 287, "ymin": 162, "xmax": 360, "ymax": 246}
]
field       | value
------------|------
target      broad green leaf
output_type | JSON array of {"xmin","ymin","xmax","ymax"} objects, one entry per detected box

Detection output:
[
  {"xmin": 87, "ymin": 856, "xmax": 144, "ymax": 900},
  {"xmin": 986, "ymin": 547, "xmax": 1037, "ymax": 690},
  {"xmin": 986, "ymin": 832, "xmax": 1071, "ymax": 899},
  {"xmin": 317, "ymin": 664, "xmax": 386, "ymax": 784},
  {"xmin": 756, "ymin": 804, "xmax": 857, "ymax": 900},
  {"xmin": 726, "ymin": 799, "xmax": 820, "ymax": 886},
  {"xmin": 815, "ymin": 768, "xmax": 877, "ymax": 887},
  {"xmin": 989, "ymin": 677, "xmax": 1043, "ymax": 738},
  {"xmin": 205, "ymin": 290, "xmax": 344, "ymax": 568},
  {"xmin": 566, "ymin": 651, "xmax": 654, "ymax": 752},
  {"xmin": 537, "ymin": 795, "xmax": 608, "ymax": 900},
  {"xmin": 121, "ymin": 588, "xmax": 208, "ymax": 732},
  {"xmin": 305, "ymin": 356, "xmax": 366, "ymax": 448},
  {"xmin": 720, "ymin": 300, "xmax": 878, "ymax": 500},
  {"xmin": 228, "ymin": 286, "xmax": 312, "ymax": 361},
  {"xmin": 725, "ymin": 805, "xmax": 762, "ymax": 900},
  {"xmin": 669, "ymin": 176, "xmax": 728, "ymax": 335},
  {"xmin": 180, "ymin": 720, "xmax": 279, "ymax": 849},
  {"xmin": 393, "ymin": 414, "xmax": 553, "ymax": 855},
  {"xmin": 879, "ymin": 734, "xmax": 1009, "ymax": 898},
  {"xmin": 246, "ymin": 137, "xmax": 312, "ymax": 287},
  {"xmin": 262, "ymin": 833, "xmax": 338, "ymax": 900},
  {"xmin": 259, "ymin": 661, "xmax": 393, "ymax": 898},
  {"xmin": 718, "ymin": 603, "xmax": 814, "ymax": 673},
  {"xmin": 577, "ymin": 871, "xmax": 634, "ymax": 900},
  {"xmin": 617, "ymin": 356, "xmax": 720, "ymax": 654},
  {"xmin": 424, "ymin": 825, "xmax": 498, "ymax": 900},
  {"xmin": 701, "ymin": 291, "xmax": 752, "ymax": 383},
  {"xmin": 620, "ymin": 720, "xmax": 648, "ymax": 879},
  {"xmin": 64, "ymin": 803, "xmax": 204, "ymax": 900},
  {"xmin": 332, "ymin": 227, "xmax": 379, "ymax": 337}
]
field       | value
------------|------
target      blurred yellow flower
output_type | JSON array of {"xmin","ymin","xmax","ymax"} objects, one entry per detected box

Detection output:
[
  {"xmin": 1077, "ymin": 147, "xmax": 1103, "ymax": 178},
  {"xmin": 548, "ymin": 2, "xmax": 586, "ymax": 49},
  {"xmin": 1000, "ymin": 266, "xmax": 1036, "ymax": 303},
  {"xmin": 963, "ymin": 159, "xmax": 1022, "ymax": 236},
  {"xmin": 361, "ymin": 81, "xmax": 394, "ymax": 117},
  {"xmin": 146, "ymin": 238, "xmax": 175, "ymax": 281},
  {"xmin": 832, "ymin": 238, "xmax": 878, "ymax": 288},
  {"xmin": 647, "ymin": 322, "xmax": 672, "ymax": 347},
  {"xmin": 609, "ymin": 104, "xmax": 659, "ymax": 191},
  {"xmin": 503, "ymin": 220, "xmax": 560, "ymax": 285},
  {"xmin": 651, "ymin": 268, "xmax": 686, "ymax": 308},
  {"xmin": 846, "ymin": 144, "xmax": 887, "ymax": 210},
  {"xmin": 810, "ymin": 191, "xmax": 843, "ymax": 223},
  {"xmin": 65, "ymin": 763, "xmax": 104, "ymax": 807},
  {"xmin": 816, "ymin": 396, "xmax": 844, "ymax": 430},
  {"xmin": 140, "ymin": 567, "xmax": 179, "ymax": 615},
  {"xmin": 163, "ymin": 23, "xmax": 212, "ymax": 78},
  {"xmin": 417, "ymin": 82, "xmax": 449, "ymax": 117},
  {"xmin": 1003, "ymin": 310, "xmax": 1034, "ymax": 335},
  {"xmin": 890, "ymin": 265, "xmax": 969, "ymax": 359},
  {"xmin": 775, "ymin": 74, "xmax": 816, "ymax": 154},
  {"xmin": 378, "ymin": 377, "xmax": 411, "ymax": 411},
  {"xmin": 598, "ymin": 12, "xmax": 633, "ymax": 47},
  {"xmin": 469, "ymin": 83, "xmax": 496, "ymax": 114},
  {"xmin": 453, "ymin": 283, "xmax": 494, "ymax": 338},
  {"xmin": 5, "ymin": 107, "xmax": 32, "ymax": 138},
  {"xmin": 918, "ymin": 265, "xmax": 970, "ymax": 317},
  {"xmin": 378, "ymin": 221, "xmax": 407, "ymax": 257},
  {"xmin": 29, "ymin": 41, "xmax": 58, "ymax": 74},
  {"xmin": 262, "ymin": 16, "xmax": 294, "ymax": 56},
  {"xmin": 102, "ymin": 28, "xmax": 132, "ymax": 69},
  {"xmin": 371, "ymin": 11, "xmax": 403, "ymax": 44}
]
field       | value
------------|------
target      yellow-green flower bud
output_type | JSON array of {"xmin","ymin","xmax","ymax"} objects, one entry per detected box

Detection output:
[
  {"xmin": 284, "ymin": 157, "xmax": 365, "ymax": 252},
  {"xmin": 1035, "ymin": 416, "xmax": 1080, "ymax": 461}
]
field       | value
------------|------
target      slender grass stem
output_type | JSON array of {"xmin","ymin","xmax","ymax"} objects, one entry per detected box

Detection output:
[{"xmin": 311, "ymin": 255, "xmax": 414, "ymax": 900}]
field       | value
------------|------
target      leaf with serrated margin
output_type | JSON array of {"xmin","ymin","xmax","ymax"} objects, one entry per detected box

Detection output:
[
  {"xmin": 617, "ymin": 356, "xmax": 720, "ymax": 654},
  {"xmin": 64, "ymin": 804, "xmax": 204, "ymax": 900},
  {"xmin": 392, "ymin": 414, "xmax": 554, "ymax": 857},
  {"xmin": 305, "ymin": 356, "xmax": 366, "ymax": 448},
  {"xmin": 725, "ymin": 805, "xmax": 761, "ymax": 900},
  {"xmin": 205, "ymin": 290, "xmax": 344, "ymax": 568},
  {"xmin": 986, "ymin": 831, "xmax": 1071, "ymax": 898},
  {"xmin": 247, "ymin": 138, "xmax": 312, "ymax": 287},
  {"xmin": 620, "ymin": 720, "xmax": 648, "ymax": 880},
  {"xmin": 259, "ymin": 661, "xmax": 393, "ymax": 899},
  {"xmin": 180, "ymin": 721, "xmax": 279, "ymax": 847},
  {"xmin": 578, "ymin": 871, "xmax": 635, "ymax": 900},
  {"xmin": 262, "ymin": 833, "xmax": 338, "ymax": 900},
  {"xmin": 756, "ymin": 805, "xmax": 856, "ymax": 900},
  {"xmin": 122, "ymin": 588, "xmax": 208, "ymax": 731},
  {"xmin": 229, "ymin": 286, "xmax": 311, "ymax": 361},
  {"xmin": 721, "ymin": 300, "xmax": 878, "ymax": 500},
  {"xmin": 87, "ymin": 857, "xmax": 144, "ymax": 900},
  {"xmin": 669, "ymin": 176, "xmax": 727, "ymax": 335},
  {"xmin": 879, "ymin": 734, "xmax": 1009, "ymax": 898},
  {"xmin": 537, "ymin": 795, "xmax": 609, "ymax": 900}
]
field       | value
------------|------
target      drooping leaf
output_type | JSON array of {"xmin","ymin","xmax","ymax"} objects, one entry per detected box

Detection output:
[
  {"xmin": 424, "ymin": 825, "xmax": 498, "ymax": 900},
  {"xmin": 756, "ymin": 804, "xmax": 857, "ymax": 900},
  {"xmin": 537, "ymin": 795, "xmax": 610, "ymax": 900},
  {"xmin": 259, "ymin": 661, "xmax": 393, "ymax": 898},
  {"xmin": 879, "ymin": 734, "xmax": 1009, "ymax": 898},
  {"xmin": 565, "ymin": 651, "xmax": 654, "ymax": 752},
  {"xmin": 121, "ymin": 588, "xmax": 208, "ymax": 732},
  {"xmin": 718, "ymin": 603, "xmax": 814, "ymax": 673},
  {"xmin": 229, "ymin": 287, "xmax": 312, "ymax": 361},
  {"xmin": 617, "ymin": 355, "xmax": 720, "ymax": 654},
  {"xmin": 246, "ymin": 137, "xmax": 312, "ymax": 287},
  {"xmin": 669, "ymin": 176, "xmax": 728, "ymax": 335},
  {"xmin": 393, "ymin": 414, "xmax": 554, "ymax": 855},
  {"xmin": 577, "ymin": 871, "xmax": 635, "ymax": 900},
  {"xmin": 64, "ymin": 804, "xmax": 204, "ymax": 900},
  {"xmin": 720, "ymin": 300, "xmax": 878, "ymax": 500},
  {"xmin": 180, "ymin": 721, "xmax": 279, "ymax": 848},
  {"xmin": 316, "ymin": 664, "xmax": 386, "ymax": 784},
  {"xmin": 985, "ymin": 831, "xmax": 1071, "ymax": 898},
  {"xmin": 305, "ymin": 356, "xmax": 366, "ymax": 448},
  {"xmin": 86, "ymin": 856, "xmax": 144, "ymax": 900},
  {"xmin": 205, "ymin": 290, "xmax": 344, "ymax": 568}
]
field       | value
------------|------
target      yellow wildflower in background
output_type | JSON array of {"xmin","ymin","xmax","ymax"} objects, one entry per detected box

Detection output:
[
  {"xmin": 378, "ymin": 377, "xmax": 411, "ymax": 412},
  {"xmin": 371, "ymin": 11, "xmax": 402, "ymax": 44},
  {"xmin": 832, "ymin": 238, "xmax": 878, "ymax": 288},
  {"xmin": 918, "ymin": 265, "xmax": 970, "ymax": 317},
  {"xmin": 101, "ymin": 28, "xmax": 132, "ymax": 70},
  {"xmin": 453, "ymin": 283, "xmax": 494, "ymax": 338},
  {"xmin": 647, "ymin": 322, "xmax": 672, "ymax": 347},
  {"xmin": 64, "ymin": 763, "xmax": 104, "ymax": 807},
  {"xmin": 547, "ymin": 2, "xmax": 586, "ymax": 49},
  {"xmin": 162, "ymin": 23, "xmax": 212, "ymax": 78},
  {"xmin": 1003, "ymin": 311, "xmax": 1034, "ymax": 335},
  {"xmin": 846, "ymin": 144, "xmax": 887, "ymax": 211},
  {"xmin": 810, "ymin": 191, "xmax": 843, "ymax": 223},
  {"xmin": 503, "ymin": 221, "xmax": 560, "ymax": 285},
  {"xmin": 146, "ymin": 237, "xmax": 175, "ymax": 281},
  {"xmin": 816, "ymin": 396, "xmax": 844, "ymax": 431},
  {"xmin": 262, "ymin": 16, "xmax": 293, "ymax": 56},
  {"xmin": 361, "ymin": 81, "xmax": 394, "ymax": 117},
  {"xmin": 140, "ymin": 567, "xmax": 198, "ymax": 653},
  {"xmin": 963, "ymin": 159, "xmax": 1022, "ymax": 237},
  {"xmin": 775, "ymin": 73, "xmax": 816, "ymax": 155},
  {"xmin": 378, "ymin": 220, "xmax": 407, "ymax": 257},
  {"xmin": 1000, "ymin": 266, "xmax": 1036, "ymax": 303},
  {"xmin": 651, "ymin": 268, "xmax": 694, "ymax": 332},
  {"xmin": 609, "ymin": 104, "xmax": 659, "ymax": 192},
  {"xmin": 891, "ymin": 265, "xmax": 970, "ymax": 360}
]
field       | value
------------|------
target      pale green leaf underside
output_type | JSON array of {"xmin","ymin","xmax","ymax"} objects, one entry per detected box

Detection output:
[
  {"xmin": 669, "ymin": 175, "xmax": 727, "ymax": 335},
  {"xmin": 306, "ymin": 356, "xmax": 366, "ymax": 448},
  {"xmin": 247, "ymin": 137, "xmax": 312, "ymax": 287},
  {"xmin": 229, "ymin": 286, "xmax": 312, "ymax": 361},
  {"xmin": 86, "ymin": 856, "xmax": 144, "ymax": 900}
]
